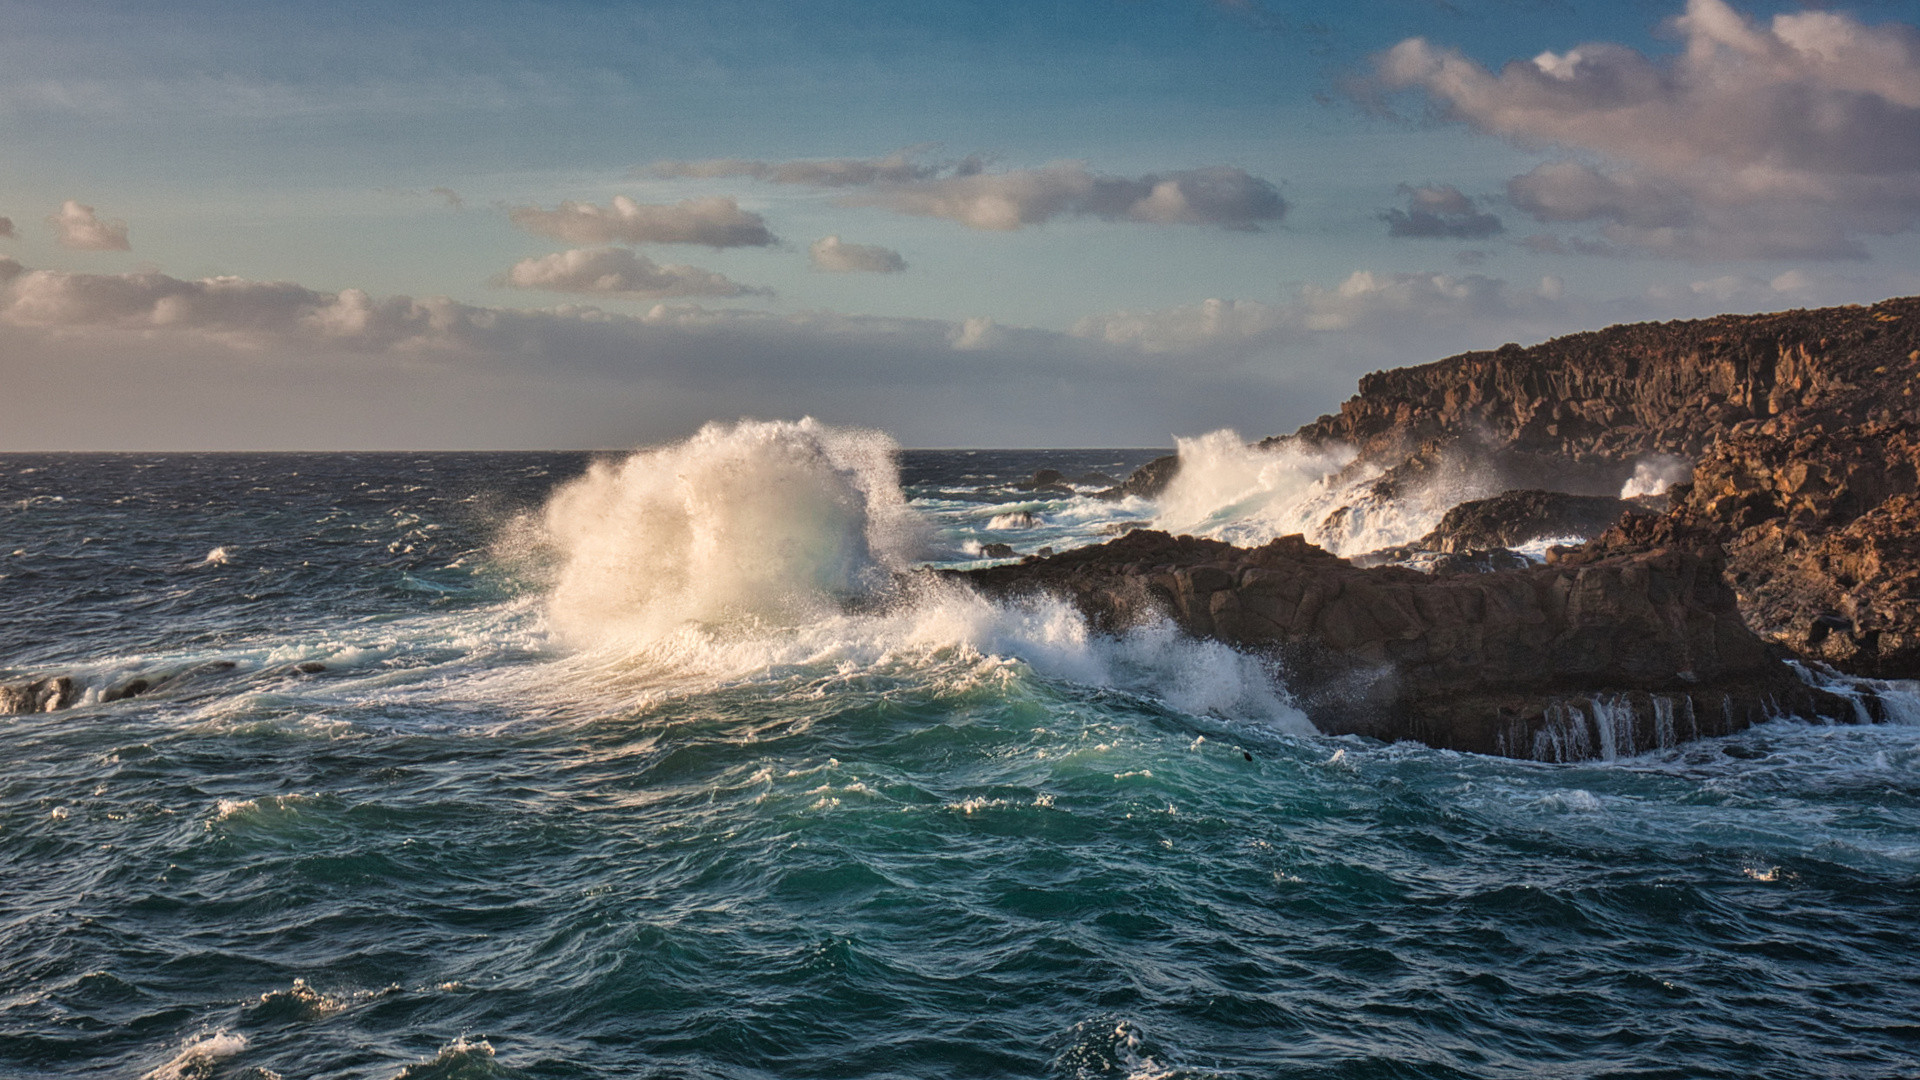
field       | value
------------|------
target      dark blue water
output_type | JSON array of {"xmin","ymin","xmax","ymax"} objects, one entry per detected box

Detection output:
[{"xmin": 4, "ymin": 441, "xmax": 1919, "ymax": 1079}]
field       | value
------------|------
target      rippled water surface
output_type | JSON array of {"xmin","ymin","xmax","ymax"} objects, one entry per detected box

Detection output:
[{"xmin": 3, "ymin": 447, "xmax": 1919, "ymax": 1079}]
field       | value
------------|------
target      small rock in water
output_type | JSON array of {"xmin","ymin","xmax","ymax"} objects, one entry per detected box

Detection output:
[
  {"xmin": 981, "ymin": 542, "xmax": 1017, "ymax": 559},
  {"xmin": 296, "ymin": 662, "xmax": 327, "ymax": 674}
]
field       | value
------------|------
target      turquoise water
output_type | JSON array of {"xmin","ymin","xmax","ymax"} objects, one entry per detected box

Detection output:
[{"xmin": 4, "ymin": 431, "xmax": 1919, "ymax": 1079}]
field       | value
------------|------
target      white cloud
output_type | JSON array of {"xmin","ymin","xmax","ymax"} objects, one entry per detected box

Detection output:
[
  {"xmin": 808, "ymin": 235, "xmax": 907, "ymax": 273},
  {"xmin": 1382, "ymin": 184, "xmax": 1504, "ymax": 239},
  {"xmin": 1372, "ymin": 0, "xmax": 1920, "ymax": 259},
  {"xmin": 507, "ymin": 195, "xmax": 775, "ymax": 248},
  {"xmin": 501, "ymin": 247, "xmax": 767, "ymax": 299},
  {"xmin": 46, "ymin": 200, "xmax": 130, "ymax": 251},
  {"xmin": 651, "ymin": 150, "xmax": 1286, "ymax": 231}
]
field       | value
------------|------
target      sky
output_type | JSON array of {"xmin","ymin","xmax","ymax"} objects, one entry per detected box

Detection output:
[{"xmin": 4, "ymin": 0, "xmax": 1920, "ymax": 449}]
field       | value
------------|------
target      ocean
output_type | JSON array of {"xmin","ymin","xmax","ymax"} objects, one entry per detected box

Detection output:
[{"xmin": 3, "ymin": 419, "xmax": 1918, "ymax": 1079}]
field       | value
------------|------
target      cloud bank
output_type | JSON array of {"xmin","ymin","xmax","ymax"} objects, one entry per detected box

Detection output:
[
  {"xmin": 507, "ymin": 195, "xmax": 775, "ymax": 248},
  {"xmin": 0, "ymin": 255, "xmax": 1896, "ymax": 450},
  {"xmin": 650, "ymin": 151, "xmax": 1287, "ymax": 231},
  {"xmin": 502, "ymin": 247, "xmax": 767, "ymax": 299},
  {"xmin": 808, "ymin": 235, "xmax": 907, "ymax": 273},
  {"xmin": 47, "ymin": 200, "xmax": 130, "ymax": 251},
  {"xmin": 1372, "ymin": 0, "xmax": 1920, "ymax": 259}
]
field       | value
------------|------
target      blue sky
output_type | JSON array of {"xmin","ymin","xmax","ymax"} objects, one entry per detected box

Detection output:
[{"xmin": 4, "ymin": 0, "xmax": 1919, "ymax": 448}]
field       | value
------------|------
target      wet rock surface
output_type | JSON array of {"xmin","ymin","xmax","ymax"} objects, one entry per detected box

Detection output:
[
  {"xmin": 1415, "ymin": 489, "xmax": 1639, "ymax": 553},
  {"xmin": 959, "ymin": 530, "xmax": 1849, "ymax": 758}
]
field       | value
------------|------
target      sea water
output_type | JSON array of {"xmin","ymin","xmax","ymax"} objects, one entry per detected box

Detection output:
[{"xmin": 3, "ymin": 422, "xmax": 1918, "ymax": 1079}]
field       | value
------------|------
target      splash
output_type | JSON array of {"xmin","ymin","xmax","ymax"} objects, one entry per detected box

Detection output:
[
  {"xmin": 535, "ymin": 420, "xmax": 1309, "ymax": 731},
  {"xmin": 1152, "ymin": 429, "xmax": 1501, "ymax": 556},
  {"xmin": 1621, "ymin": 454, "xmax": 1692, "ymax": 499},
  {"xmin": 542, "ymin": 417, "xmax": 922, "ymax": 645}
]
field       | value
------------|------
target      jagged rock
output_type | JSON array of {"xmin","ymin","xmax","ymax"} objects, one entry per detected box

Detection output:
[
  {"xmin": 1096, "ymin": 454, "xmax": 1180, "ymax": 501},
  {"xmin": 0, "ymin": 676, "xmax": 74, "ymax": 714},
  {"xmin": 960, "ymin": 530, "xmax": 1850, "ymax": 759},
  {"xmin": 980, "ymin": 543, "xmax": 1017, "ymax": 559},
  {"xmin": 1417, "ymin": 490, "xmax": 1636, "ymax": 553}
]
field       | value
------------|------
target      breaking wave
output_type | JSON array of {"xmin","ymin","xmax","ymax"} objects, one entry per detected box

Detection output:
[
  {"xmin": 1151, "ymin": 429, "xmax": 1501, "ymax": 556},
  {"xmin": 538, "ymin": 418, "xmax": 1309, "ymax": 731}
]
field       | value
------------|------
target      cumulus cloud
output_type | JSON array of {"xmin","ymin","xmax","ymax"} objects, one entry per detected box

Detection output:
[
  {"xmin": 501, "ymin": 247, "xmax": 767, "ymax": 299},
  {"xmin": 507, "ymin": 195, "xmax": 775, "ymax": 248},
  {"xmin": 1370, "ymin": 0, "xmax": 1920, "ymax": 259},
  {"xmin": 47, "ymin": 200, "xmax": 130, "ymax": 251},
  {"xmin": 808, "ymin": 235, "xmax": 907, "ymax": 273},
  {"xmin": 1382, "ymin": 184, "xmax": 1504, "ymax": 239},
  {"xmin": 651, "ymin": 150, "xmax": 1286, "ymax": 231}
]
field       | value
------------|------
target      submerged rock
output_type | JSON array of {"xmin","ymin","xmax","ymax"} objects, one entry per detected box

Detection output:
[{"xmin": 0, "ymin": 676, "xmax": 74, "ymax": 714}]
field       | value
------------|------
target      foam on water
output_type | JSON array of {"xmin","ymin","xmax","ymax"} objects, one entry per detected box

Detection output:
[{"xmin": 142, "ymin": 1030, "xmax": 247, "ymax": 1080}]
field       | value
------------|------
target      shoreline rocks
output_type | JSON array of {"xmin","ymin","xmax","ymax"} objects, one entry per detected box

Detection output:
[{"xmin": 958, "ymin": 529, "xmax": 1852, "ymax": 758}]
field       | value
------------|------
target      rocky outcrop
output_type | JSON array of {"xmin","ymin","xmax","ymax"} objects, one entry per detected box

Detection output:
[
  {"xmin": 958, "ymin": 299, "xmax": 1920, "ymax": 756},
  {"xmin": 1416, "ymin": 490, "xmax": 1639, "ymax": 553},
  {"xmin": 1097, "ymin": 454, "xmax": 1180, "ymax": 501},
  {"xmin": 1269, "ymin": 296, "xmax": 1920, "ymax": 679},
  {"xmin": 0, "ymin": 676, "xmax": 75, "ymax": 714},
  {"xmin": 961, "ymin": 530, "xmax": 1850, "ymax": 759}
]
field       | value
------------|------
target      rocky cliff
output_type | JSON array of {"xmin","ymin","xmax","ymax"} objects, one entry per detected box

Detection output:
[{"xmin": 988, "ymin": 296, "xmax": 1920, "ymax": 756}]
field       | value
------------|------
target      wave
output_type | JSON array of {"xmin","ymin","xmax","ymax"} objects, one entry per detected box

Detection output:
[
  {"xmin": 534, "ymin": 418, "xmax": 1309, "ymax": 731},
  {"xmin": 542, "ymin": 418, "xmax": 924, "ymax": 646},
  {"xmin": 1152, "ymin": 429, "xmax": 1509, "ymax": 556}
]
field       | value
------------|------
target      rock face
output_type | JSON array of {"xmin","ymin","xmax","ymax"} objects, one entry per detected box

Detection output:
[
  {"xmin": 1280, "ymin": 296, "xmax": 1920, "ymax": 679},
  {"xmin": 967, "ymin": 298, "xmax": 1920, "ymax": 757},
  {"xmin": 961, "ymin": 530, "xmax": 1849, "ymax": 759}
]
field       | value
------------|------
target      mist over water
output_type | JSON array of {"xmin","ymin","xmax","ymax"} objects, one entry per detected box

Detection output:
[{"xmin": 3, "ymin": 428, "xmax": 1919, "ymax": 1078}]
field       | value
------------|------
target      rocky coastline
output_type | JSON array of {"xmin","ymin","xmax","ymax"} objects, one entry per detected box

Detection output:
[
  {"xmin": 968, "ymin": 297, "xmax": 1920, "ymax": 757},
  {"xmin": 8, "ymin": 298, "xmax": 1919, "ymax": 760}
]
